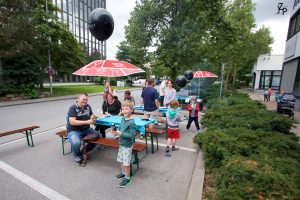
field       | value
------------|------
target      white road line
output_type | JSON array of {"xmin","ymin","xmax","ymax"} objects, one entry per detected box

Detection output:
[
  {"xmin": 0, "ymin": 126, "xmax": 65, "ymax": 147},
  {"xmin": 0, "ymin": 160, "xmax": 70, "ymax": 200},
  {"xmin": 135, "ymin": 139, "xmax": 198, "ymax": 152}
]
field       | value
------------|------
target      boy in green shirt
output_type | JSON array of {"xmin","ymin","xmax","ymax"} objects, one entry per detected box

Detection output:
[{"xmin": 111, "ymin": 100, "xmax": 136, "ymax": 188}]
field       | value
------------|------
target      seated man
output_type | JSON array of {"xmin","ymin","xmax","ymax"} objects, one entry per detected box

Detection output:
[{"xmin": 67, "ymin": 93, "xmax": 99, "ymax": 163}]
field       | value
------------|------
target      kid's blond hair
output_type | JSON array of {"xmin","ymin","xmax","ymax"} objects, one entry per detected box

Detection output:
[
  {"xmin": 122, "ymin": 100, "xmax": 134, "ymax": 110},
  {"xmin": 169, "ymin": 99, "xmax": 179, "ymax": 108}
]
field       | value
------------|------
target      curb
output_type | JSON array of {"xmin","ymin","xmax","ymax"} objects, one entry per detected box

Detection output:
[
  {"xmin": 0, "ymin": 88, "xmax": 141, "ymax": 108},
  {"xmin": 187, "ymin": 150, "xmax": 205, "ymax": 200}
]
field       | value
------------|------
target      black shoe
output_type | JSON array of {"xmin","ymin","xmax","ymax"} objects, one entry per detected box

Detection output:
[
  {"xmin": 172, "ymin": 146, "xmax": 179, "ymax": 151},
  {"xmin": 166, "ymin": 146, "xmax": 169, "ymax": 153},
  {"xmin": 116, "ymin": 173, "xmax": 125, "ymax": 179}
]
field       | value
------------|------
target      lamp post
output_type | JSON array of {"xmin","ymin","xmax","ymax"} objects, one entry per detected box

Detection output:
[{"xmin": 46, "ymin": 0, "xmax": 53, "ymax": 95}]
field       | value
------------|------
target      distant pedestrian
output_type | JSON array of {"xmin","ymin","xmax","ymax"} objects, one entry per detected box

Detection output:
[
  {"xmin": 159, "ymin": 79, "xmax": 168, "ymax": 106},
  {"xmin": 186, "ymin": 96, "xmax": 200, "ymax": 132},
  {"xmin": 124, "ymin": 90, "xmax": 135, "ymax": 105},
  {"xmin": 166, "ymin": 99, "xmax": 184, "ymax": 153},
  {"xmin": 100, "ymin": 81, "xmax": 112, "ymax": 101},
  {"xmin": 267, "ymin": 87, "xmax": 272, "ymax": 101},
  {"xmin": 264, "ymin": 89, "xmax": 268, "ymax": 102}
]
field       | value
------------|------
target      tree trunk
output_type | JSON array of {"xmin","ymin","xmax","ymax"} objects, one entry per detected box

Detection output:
[
  {"xmin": 232, "ymin": 66, "xmax": 237, "ymax": 86},
  {"xmin": 0, "ymin": 56, "xmax": 3, "ymax": 86}
]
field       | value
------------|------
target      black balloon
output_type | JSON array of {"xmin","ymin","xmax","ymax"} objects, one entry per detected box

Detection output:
[
  {"xmin": 184, "ymin": 70, "xmax": 194, "ymax": 80},
  {"xmin": 88, "ymin": 8, "xmax": 114, "ymax": 41},
  {"xmin": 175, "ymin": 75, "xmax": 187, "ymax": 88}
]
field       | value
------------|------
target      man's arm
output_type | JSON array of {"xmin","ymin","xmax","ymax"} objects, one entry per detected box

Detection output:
[
  {"xmin": 155, "ymin": 99, "xmax": 160, "ymax": 110},
  {"xmin": 69, "ymin": 117, "xmax": 95, "ymax": 126}
]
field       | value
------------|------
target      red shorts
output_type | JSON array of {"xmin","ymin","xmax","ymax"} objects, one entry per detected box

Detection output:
[{"xmin": 168, "ymin": 128, "xmax": 180, "ymax": 139}]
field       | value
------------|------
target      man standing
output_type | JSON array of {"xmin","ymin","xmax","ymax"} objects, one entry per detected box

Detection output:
[
  {"xmin": 141, "ymin": 78, "xmax": 160, "ymax": 129},
  {"xmin": 67, "ymin": 93, "xmax": 99, "ymax": 163},
  {"xmin": 159, "ymin": 79, "xmax": 168, "ymax": 106}
]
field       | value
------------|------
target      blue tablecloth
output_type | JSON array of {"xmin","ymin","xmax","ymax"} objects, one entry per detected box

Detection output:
[
  {"xmin": 133, "ymin": 106, "xmax": 169, "ymax": 113},
  {"xmin": 96, "ymin": 116, "xmax": 155, "ymax": 135}
]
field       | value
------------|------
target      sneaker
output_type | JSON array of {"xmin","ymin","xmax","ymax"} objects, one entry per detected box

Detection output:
[
  {"xmin": 98, "ymin": 145, "xmax": 105, "ymax": 150},
  {"xmin": 139, "ymin": 135, "xmax": 145, "ymax": 140},
  {"xmin": 118, "ymin": 178, "xmax": 132, "ymax": 188},
  {"xmin": 116, "ymin": 173, "xmax": 125, "ymax": 179},
  {"xmin": 74, "ymin": 156, "xmax": 82, "ymax": 163}
]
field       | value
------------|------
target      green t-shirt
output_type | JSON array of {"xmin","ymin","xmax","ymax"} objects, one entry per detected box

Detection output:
[{"xmin": 119, "ymin": 118, "xmax": 136, "ymax": 147}]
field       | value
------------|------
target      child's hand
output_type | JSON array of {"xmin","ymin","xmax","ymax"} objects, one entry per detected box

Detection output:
[{"xmin": 111, "ymin": 130, "xmax": 121, "ymax": 136}]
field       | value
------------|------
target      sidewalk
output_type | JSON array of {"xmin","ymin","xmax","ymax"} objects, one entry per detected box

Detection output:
[{"xmin": 238, "ymin": 88, "xmax": 300, "ymax": 137}]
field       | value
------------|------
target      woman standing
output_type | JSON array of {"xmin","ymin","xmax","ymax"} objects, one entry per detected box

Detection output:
[{"xmin": 164, "ymin": 80, "xmax": 177, "ymax": 107}]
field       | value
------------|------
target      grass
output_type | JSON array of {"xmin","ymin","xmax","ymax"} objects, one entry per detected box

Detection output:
[{"xmin": 44, "ymin": 84, "xmax": 136, "ymax": 97}]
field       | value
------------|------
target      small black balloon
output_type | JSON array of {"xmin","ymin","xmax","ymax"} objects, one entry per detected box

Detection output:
[
  {"xmin": 88, "ymin": 8, "xmax": 114, "ymax": 41},
  {"xmin": 184, "ymin": 70, "xmax": 194, "ymax": 80},
  {"xmin": 175, "ymin": 75, "xmax": 187, "ymax": 88}
]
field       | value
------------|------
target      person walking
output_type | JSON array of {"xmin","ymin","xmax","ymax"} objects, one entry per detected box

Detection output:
[
  {"xmin": 66, "ymin": 93, "xmax": 99, "ymax": 164},
  {"xmin": 186, "ymin": 96, "xmax": 200, "ymax": 132}
]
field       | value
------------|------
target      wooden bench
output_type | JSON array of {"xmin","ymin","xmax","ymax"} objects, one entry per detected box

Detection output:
[
  {"xmin": 56, "ymin": 130, "xmax": 146, "ymax": 176},
  {"xmin": 146, "ymin": 127, "xmax": 166, "ymax": 154},
  {"xmin": 55, "ymin": 130, "xmax": 70, "ymax": 155},
  {"xmin": 0, "ymin": 126, "xmax": 40, "ymax": 147}
]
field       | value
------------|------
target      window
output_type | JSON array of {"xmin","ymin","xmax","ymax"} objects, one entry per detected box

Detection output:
[
  {"xmin": 287, "ymin": 9, "xmax": 300, "ymax": 39},
  {"xmin": 259, "ymin": 71, "xmax": 282, "ymax": 90}
]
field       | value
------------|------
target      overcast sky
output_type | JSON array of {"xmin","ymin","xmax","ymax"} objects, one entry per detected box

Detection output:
[{"xmin": 105, "ymin": 0, "xmax": 294, "ymax": 59}]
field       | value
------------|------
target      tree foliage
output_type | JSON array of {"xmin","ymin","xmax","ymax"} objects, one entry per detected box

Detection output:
[
  {"xmin": 0, "ymin": 0, "xmax": 86, "ymax": 95},
  {"xmin": 117, "ymin": 0, "xmax": 273, "ymax": 84}
]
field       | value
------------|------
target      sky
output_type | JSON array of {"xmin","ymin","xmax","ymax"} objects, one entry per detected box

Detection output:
[{"xmin": 105, "ymin": 0, "xmax": 294, "ymax": 59}]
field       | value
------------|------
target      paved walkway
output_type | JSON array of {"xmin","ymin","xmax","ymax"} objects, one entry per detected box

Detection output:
[{"xmin": 238, "ymin": 88, "xmax": 300, "ymax": 137}]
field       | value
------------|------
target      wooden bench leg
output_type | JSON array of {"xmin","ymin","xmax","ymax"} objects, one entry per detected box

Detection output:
[
  {"xmin": 24, "ymin": 130, "xmax": 34, "ymax": 147},
  {"xmin": 144, "ymin": 134, "xmax": 148, "ymax": 155},
  {"xmin": 150, "ymin": 134, "xmax": 154, "ymax": 154},
  {"xmin": 61, "ymin": 137, "xmax": 71, "ymax": 156},
  {"xmin": 130, "ymin": 151, "xmax": 140, "ymax": 176}
]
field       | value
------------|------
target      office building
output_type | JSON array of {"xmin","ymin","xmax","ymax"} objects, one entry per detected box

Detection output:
[{"xmin": 281, "ymin": 0, "xmax": 300, "ymax": 110}]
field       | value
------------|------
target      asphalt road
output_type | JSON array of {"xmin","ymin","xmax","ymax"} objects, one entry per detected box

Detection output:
[{"xmin": 0, "ymin": 89, "xmax": 200, "ymax": 200}]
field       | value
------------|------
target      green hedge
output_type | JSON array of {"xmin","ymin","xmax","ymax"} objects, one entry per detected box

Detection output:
[{"xmin": 194, "ymin": 93, "xmax": 300, "ymax": 199}]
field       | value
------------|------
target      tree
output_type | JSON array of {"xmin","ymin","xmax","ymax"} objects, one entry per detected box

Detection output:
[
  {"xmin": 0, "ymin": 0, "xmax": 86, "ymax": 95},
  {"xmin": 120, "ymin": 0, "xmax": 272, "ymax": 86}
]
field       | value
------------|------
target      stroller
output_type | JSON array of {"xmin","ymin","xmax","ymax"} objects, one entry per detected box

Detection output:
[{"xmin": 276, "ymin": 93, "xmax": 296, "ymax": 119}]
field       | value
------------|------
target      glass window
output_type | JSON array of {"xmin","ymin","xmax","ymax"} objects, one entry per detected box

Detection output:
[
  {"xmin": 272, "ymin": 76, "xmax": 280, "ymax": 87},
  {"xmin": 62, "ymin": 1, "xmax": 67, "ymax": 12},
  {"xmin": 296, "ymin": 14, "xmax": 300, "ymax": 33},
  {"xmin": 273, "ymin": 71, "xmax": 281, "ymax": 75}
]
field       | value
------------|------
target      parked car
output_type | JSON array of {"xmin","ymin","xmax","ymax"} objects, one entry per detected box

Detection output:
[{"xmin": 133, "ymin": 79, "xmax": 147, "ymax": 87}]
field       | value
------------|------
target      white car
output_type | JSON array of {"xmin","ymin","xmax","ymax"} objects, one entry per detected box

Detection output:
[{"xmin": 133, "ymin": 79, "xmax": 146, "ymax": 87}]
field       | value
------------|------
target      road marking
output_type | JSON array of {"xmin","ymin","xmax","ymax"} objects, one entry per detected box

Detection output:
[
  {"xmin": 135, "ymin": 139, "xmax": 198, "ymax": 152},
  {"xmin": 0, "ymin": 126, "xmax": 65, "ymax": 147},
  {"xmin": 0, "ymin": 160, "xmax": 70, "ymax": 200}
]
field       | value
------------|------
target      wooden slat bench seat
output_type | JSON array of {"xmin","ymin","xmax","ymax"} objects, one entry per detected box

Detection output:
[
  {"xmin": 146, "ymin": 127, "xmax": 166, "ymax": 154},
  {"xmin": 0, "ymin": 126, "xmax": 40, "ymax": 147},
  {"xmin": 55, "ymin": 130, "xmax": 70, "ymax": 155},
  {"xmin": 56, "ymin": 130, "xmax": 146, "ymax": 175}
]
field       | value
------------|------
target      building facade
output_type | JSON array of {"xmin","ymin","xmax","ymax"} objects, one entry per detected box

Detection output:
[
  {"xmin": 281, "ymin": 0, "xmax": 300, "ymax": 110},
  {"xmin": 252, "ymin": 54, "xmax": 283, "ymax": 90},
  {"xmin": 52, "ymin": 0, "xmax": 106, "ymax": 56}
]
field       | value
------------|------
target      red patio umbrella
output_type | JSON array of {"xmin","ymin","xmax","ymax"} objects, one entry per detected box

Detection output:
[
  {"xmin": 193, "ymin": 71, "xmax": 218, "ymax": 78},
  {"xmin": 73, "ymin": 60, "xmax": 145, "ymax": 77},
  {"xmin": 192, "ymin": 71, "xmax": 218, "ymax": 97}
]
